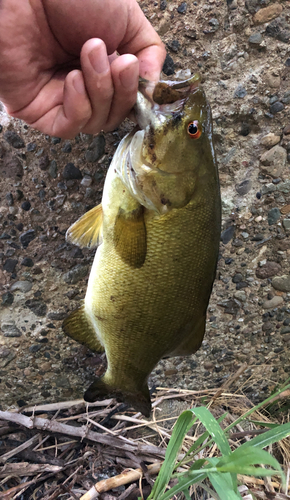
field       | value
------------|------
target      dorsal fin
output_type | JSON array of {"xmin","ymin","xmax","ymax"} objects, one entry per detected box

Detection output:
[{"xmin": 66, "ymin": 204, "xmax": 103, "ymax": 249}]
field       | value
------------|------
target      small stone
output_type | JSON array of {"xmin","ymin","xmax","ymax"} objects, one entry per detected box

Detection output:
[
  {"xmin": 3, "ymin": 258, "xmax": 18, "ymax": 273},
  {"xmin": 234, "ymin": 290, "xmax": 247, "ymax": 301},
  {"xmin": 51, "ymin": 137, "xmax": 61, "ymax": 145},
  {"xmin": 21, "ymin": 257, "xmax": 34, "ymax": 267},
  {"xmin": 62, "ymin": 264, "xmax": 89, "ymax": 284},
  {"xmin": 268, "ymin": 207, "xmax": 281, "ymax": 225},
  {"xmin": 286, "ymin": 58, "xmax": 290, "ymax": 67},
  {"xmin": 256, "ymin": 261, "xmax": 281, "ymax": 279},
  {"xmin": 1, "ymin": 321, "xmax": 22, "ymax": 337},
  {"xmin": 20, "ymin": 229, "xmax": 36, "ymax": 248},
  {"xmin": 281, "ymin": 327, "xmax": 290, "ymax": 335},
  {"xmin": 0, "ymin": 153, "xmax": 23, "ymax": 178},
  {"xmin": 26, "ymin": 142, "xmax": 36, "ymax": 152},
  {"xmin": 21, "ymin": 200, "xmax": 31, "ymax": 211},
  {"xmin": 235, "ymin": 179, "xmax": 252, "ymax": 196},
  {"xmin": 263, "ymin": 295, "xmax": 284, "ymax": 309},
  {"xmin": 38, "ymin": 155, "xmax": 49, "ymax": 171},
  {"xmin": 248, "ymin": 33, "xmax": 263, "ymax": 45},
  {"xmin": 162, "ymin": 54, "xmax": 175, "ymax": 76},
  {"xmin": 234, "ymin": 85, "xmax": 247, "ymax": 98},
  {"xmin": 62, "ymin": 163, "xmax": 82, "ymax": 180},
  {"xmin": 264, "ymin": 71, "xmax": 280, "ymax": 89},
  {"xmin": 208, "ymin": 18, "xmax": 219, "ymax": 30},
  {"xmin": 47, "ymin": 311, "xmax": 67, "ymax": 320},
  {"xmin": 1, "ymin": 292, "xmax": 14, "ymax": 306},
  {"xmin": 232, "ymin": 273, "xmax": 243, "ymax": 283},
  {"xmin": 221, "ymin": 226, "xmax": 235, "ymax": 244},
  {"xmin": 29, "ymin": 344, "xmax": 42, "ymax": 353},
  {"xmin": 85, "ymin": 135, "xmax": 106, "ymax": 163},
  {"xmin": 260, "ymin": 133, "xmax": 280, "ymax": 148},
  {"xmin": 266, "ymin": 19, "xmax": 290, "ymax": 43},
  {"xmin": 177, "ymin": 2, "xmax": 187, "ymax": 14},
  {"xmin": 260, "ymin": 145, "xmax": 287, "ymax": 178},
  {"xmin": 270, "ymin": 102, "xmax": 284, "ymax": 114},
  {"xmin": 3, "ymin": 130, "xmax": 25, "ymax": 148},
  {"xmin": 25, "ymin": 299, "xmax": 47, "ymax": 317},
  {"xmin": 81, "ymin": 175, "xmax": 92, "ymax": 187},
  {"xmin": 272, "ymin": 275, "xmax": 290, "ymax": 293},
  {"xmin": 283, "ymin": 219, "xmax": 290, "ymax": 231},
  {"xmin": 49, "ymin": 160, "xmax": 58, "ymax": 178},
  {"xmin": 253, "ymin": 4, "xmax": 283, "ymax": 24},
  {"xmin": 10, "ymin": 281, "xmax": 33, "ymax": 293},
  {"xmin": 160, "ymin": 0, "xmax": 167, "ymax": 9},
  {"xmin": 167, "ymin": 40, "xmax": 180, "ymax": 53},
  {"xmin": 6, "ymin": 192, "xmax": 13, "ymax": 206},
  {"xmin": 61, "ymin": 141, "xmax": 72, "ymax": 153}
]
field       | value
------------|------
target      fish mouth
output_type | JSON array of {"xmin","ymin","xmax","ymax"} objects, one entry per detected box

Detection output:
[{"xmin": 135, "ymin": 73, "xmax": 201, "ymax": 129}]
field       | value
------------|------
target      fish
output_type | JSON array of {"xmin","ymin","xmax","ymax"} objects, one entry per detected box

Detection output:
[{"xmin": 62, "ymin": 74, "xmax": 221, "ymax": 417}]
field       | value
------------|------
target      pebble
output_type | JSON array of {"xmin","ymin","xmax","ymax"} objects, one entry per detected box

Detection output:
[
  {"xmin": 26, "ymin": 142, "xmax": 36, "ymax": 152},
  {"xmin": 0, "ymin": 153, "xmax": 23, "ymax": 179},
  {"xmin": 269, "ymin": 102, "xmax": 284, "ymax": 114},
  {"xmin": 61, "ymin": 141, "xmax": 72, "ymax": 153},
  {"xmin": 1, "ymin": 292, "xmax": 14, "ymax": 306},
  {"xmin": 85, "ymin": 135, "xmax": 106, "ymax": 163},
  {"xmin": 47, "ymin": 311, "xmax": 67, "ymax": 320},
  {"xmin": 220, "ymin": 226, "xmax": 235, "ymax": 244},
  {"xmin": 286, "ymin": 59, "xmax": 290, "ymax": 68},
  {"xmin": 25, "ymin": 299, "xmax": 47, "ymax": 317},
  {"xmin": 267, "ymin": 207, "xmax": 281, "ymax": 225},
  {"xmin": 263, "ymin": 295, "xmax": 284, "ymax": 309},
  {"xmin": 253, "ymin": 3, "xmax": 283, "ymax": 24},
  {"xmin": 167, "ymin": 40, "xmax": 180, "ymax": 53},
  {"xmin": 260, "ymin": 145, "xmax": 286, "ymax": 178},
  {"xmin": 21, "ymin": 257, "xmax": 34, "ymax": 267},
  {"xmin": 234, "ymin": 85, "xmax": 247, "ymax": 98},
  {"xmin": 38, "ymin": 155, "xmax": 49, "ymax": 171},
  {"xmin": 281, "ymin": 327, "xmax": 290, "ymax": 335},
  {"xmin": 266, "ymin": 19, "xmax": 290, "ymax": 43},
  {"xmin": 272, "ymin": 276, "xmax": 290, "ymax": 293},
  {"xmin": 3, "ymin": 130, "xmax": 25, "ymax": 149},
  {"xmin": 62, "ymin": 163, "xmax": 82, "ymax": 180},
  {"xmin": 177, "ymin": 2, "xmax": 187, "ymax": 14},
  {"xmin": 234, "ymin": 290, "xmax": 247, "ymax": 301},
  {"xmin": 29, "ymin": 344, "xmax": 42, "ymax": 353},
  {"xmin": 1, "ymin": 321, "xmax": 22, "ymax": 337},
  {"xmin": 20, "ymin": 229, "xmax": 36, "ymax": 248},
  {"xmin": 81, "ymin": 175, "xmax": 92, "ymax": 187},
  {"xmin": 10, "ymin": 281, "xmax": 33, "ymax": 293},
  {"xmin": 3, "ymin": 258, "xmax": 18, "ymax": 273},
  {"xmin": 62, "ymin": 264, "xmax": 89, "ymax": 284},
  {"xmin": 235, "ymin": 179, "xmax": 252, "ymax": 195},
  {"xmin": 162, "ymin": 54, "xmax": 175, "ymax": 76},
  {"xmin": 248, "ymin": 33, "xmax": 263, "ymax": 45},
  {"xmin": 260, "ymin": 133, "xmax": 280, "ymax": 148},
  {"xmin": 51, "ymin": 137, "xmax": 61, "ymax": 145},
  {"xmin": 49, "ymin": 160, "xmax": 58, "ymax": 178},
  {"xmin": 21, "ymin": 201, "xmax": 31, "ymax": 211},
  {"xmin": 160, "ymin": 0, "xmax": 167, "ymax": 10},
  {"xmin": 255, "ymin": 261, "xmax": 281, "ymax": 279},
  {"xmin": 283, "ymin": 219, "xmax": 290, "ymax": 231}
]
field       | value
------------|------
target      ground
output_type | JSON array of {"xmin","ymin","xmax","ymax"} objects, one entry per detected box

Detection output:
[{"xmin": 0, "ymin": 0, "xmax": 290, "ymax": 412}]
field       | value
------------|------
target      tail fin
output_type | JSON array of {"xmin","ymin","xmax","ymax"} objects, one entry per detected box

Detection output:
[{"xmin": 84, "ymin": 377, "xmax": 151, "ymax": 418}]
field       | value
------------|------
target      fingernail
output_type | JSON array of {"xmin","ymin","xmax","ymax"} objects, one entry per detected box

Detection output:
[
  {"xmin": 73, "ymin": 73, "xmax": 86, "ymax": 94},
  {"xmin": 89, "ymin": 46, "xmax": 109, "ymax": 74},
  {"xmin": 120, "ymin": 66, "xmax": 137, "ymax": 90}
]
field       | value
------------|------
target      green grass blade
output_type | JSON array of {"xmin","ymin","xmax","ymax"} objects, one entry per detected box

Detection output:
[
  {"xmin": 207, "ymin": 472, "xmax": 243, "ymax": 500},
  {"xmin": 217, "ymin": 447, "xmax": 283, "ymax": 476},
  {"xmin": 249, "ymin": 420, "xmax": 279, "ymax": 429},
  {"xmin": 238, "ymin": 421, "xmax": 290, "ymax": 451},
  {"xmin": 192, "ymin": 407, "xmax": 231, "ymax": 457},
  {"xmin": 147, "ymin": 409, "xmax": 193, "ymax": 500},
  {"xmin": 158, "ymin": 472, "xmax": 208, "ymax": 500}
]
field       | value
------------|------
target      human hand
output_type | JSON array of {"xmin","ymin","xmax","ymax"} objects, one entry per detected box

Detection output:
[{"xmin": 0, "ymin": 0, "xmax": 165, "ymax": 138}]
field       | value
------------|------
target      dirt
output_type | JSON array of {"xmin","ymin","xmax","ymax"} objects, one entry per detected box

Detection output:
[{"xmin": 0, "ymin": 0, "xmax": 290, "ymax": 412}]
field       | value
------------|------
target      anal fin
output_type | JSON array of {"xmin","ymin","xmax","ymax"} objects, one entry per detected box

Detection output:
[
  {"xmin": 66, "ymin": 204, "xmax": 103, "ymax": 249},
  {"xmin": 62, "ymin": 304, "xmax": 104, "ymax": 353}
]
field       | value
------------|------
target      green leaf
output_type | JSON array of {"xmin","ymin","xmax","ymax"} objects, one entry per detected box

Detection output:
[
  {"xmin": 217, "ymin": 446, "xmax": 283, "ymax": 475},
  {"xmin": 248, "ymin": 420, "xmax": 279, "ymax": 429},
  {"xmin": 239, "ymin": 421, "xmax": 290, "ymax": 451},
  {"xmin": 158, "ymin": 472, "xmax": 208, "ymax": 500},
  {"xmin": 147, "ymin": 410, "xmax": 194, "ymax": 500},
  {"xmin": 207, "ymin": 472, "xmax": 243, "ymax": 500},
  {"xmin": 192, "ymin": 407, "xmax": 231, "ymax": 457}
]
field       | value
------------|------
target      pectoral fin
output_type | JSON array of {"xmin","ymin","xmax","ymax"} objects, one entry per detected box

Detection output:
[
  {"xmin": 66, "ymin": 204, "xmax": 103, "ymax": 249},
  {"xmin": 62, "ymin": 304, "xmax": 104, "ymax": 353},
  {"xmin": 113, "ymin": 203, "xmax": 146, "ymax": 268}
]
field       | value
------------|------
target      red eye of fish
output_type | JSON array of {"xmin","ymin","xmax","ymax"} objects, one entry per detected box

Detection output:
[{"xmin": 187, "ymin": 121, "xmax": 201, "ymax": 139}]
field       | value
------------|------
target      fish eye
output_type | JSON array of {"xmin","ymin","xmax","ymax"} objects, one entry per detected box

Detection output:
[{"xmin": 187, "ymin": 120, "xmax": 201, "ymax": 139}]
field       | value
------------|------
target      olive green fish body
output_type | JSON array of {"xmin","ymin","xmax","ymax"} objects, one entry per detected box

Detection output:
[{"xmin": 63, "ymin": 76, "xmax": 221, "ymax": 417}]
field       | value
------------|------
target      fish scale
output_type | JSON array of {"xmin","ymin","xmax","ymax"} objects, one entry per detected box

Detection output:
[{"xmin": 63, "ymin": 75, "xmax": 221, "ymax": 417}]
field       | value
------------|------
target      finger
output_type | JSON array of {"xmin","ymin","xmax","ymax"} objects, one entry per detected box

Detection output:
[
  {"xmin": 78, "ymin": 38, "xmax": 114, "ymax": 135},
  {"xmin": 21, "ymin": 70, "xmax": 92, "ymax": 138},
  {"xmin": 103, "ymin": 54, "xmax": 139, "ymax": 132}
]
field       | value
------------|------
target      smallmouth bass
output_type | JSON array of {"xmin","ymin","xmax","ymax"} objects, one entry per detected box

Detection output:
[{"xmin": 63, "ymin": 74, "xmax": 221, "ymax": 417}]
